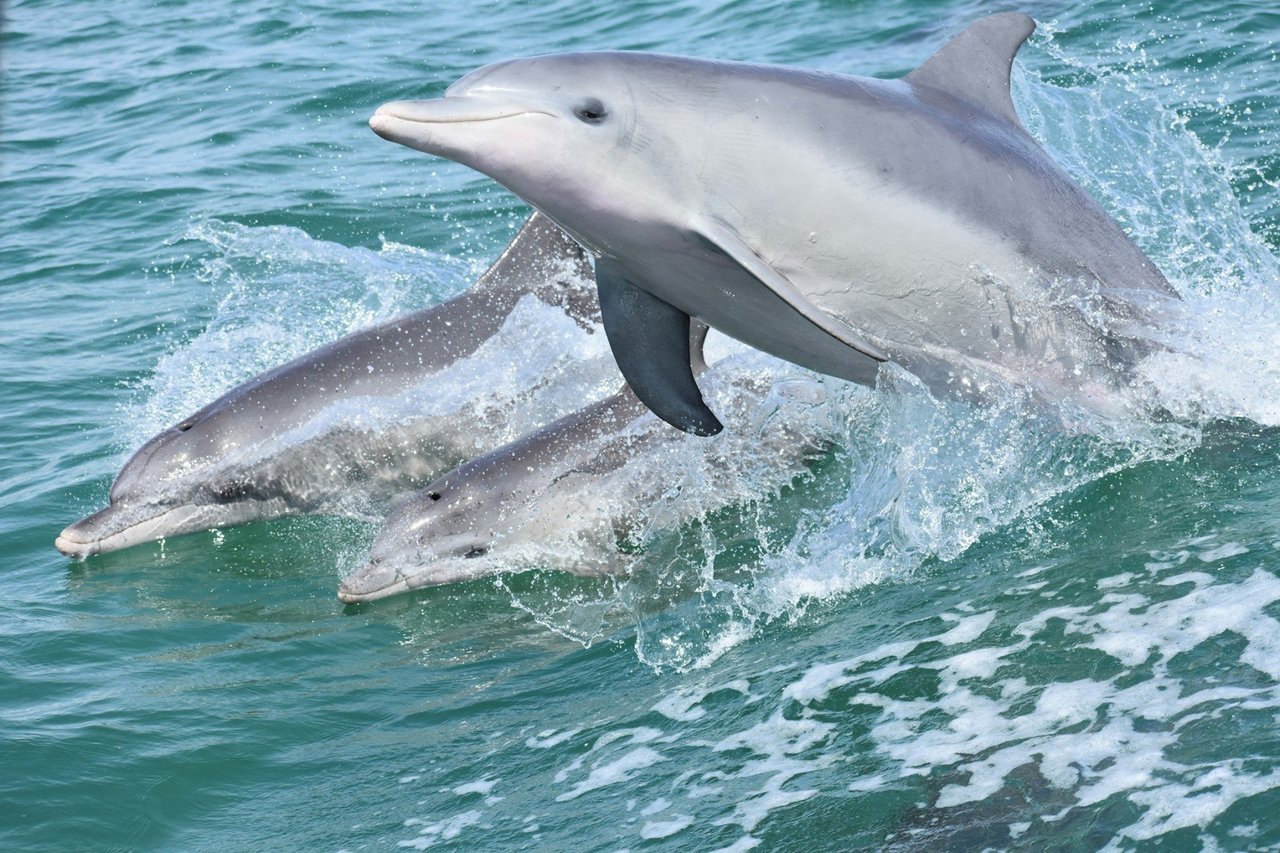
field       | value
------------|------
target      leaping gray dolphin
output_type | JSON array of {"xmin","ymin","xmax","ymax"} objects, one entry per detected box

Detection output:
[
  {"xmin": 55, "ymin": 213, "xmax": 599, "ymax": 558},
  {"xmin": 369, "ymin": 13, "xmax": 1178, "ymax": 436}
]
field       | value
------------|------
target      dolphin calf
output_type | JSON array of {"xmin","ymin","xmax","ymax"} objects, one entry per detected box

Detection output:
[
  {"xmin": 369, "ymin": 13, "xmax": 1178, "ymax": 435},
  {"xmin": 338, "ymin": 382, "xmax": 655, "ymax": 601},
  {"xmin": 338, "ymin": 325, "xmax": 832, "ymax": 602},
  {"xmin": 56, "ymin": 213, "xmax": 599, "ymax": 558}
]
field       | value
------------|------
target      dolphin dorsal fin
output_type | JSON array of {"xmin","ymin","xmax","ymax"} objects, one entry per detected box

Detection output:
[
  {"xmin": 475, "ymin": 210, "xmax": 592, "ymax": 293},
  {"xmin": 904, "ymin": 12, "xmax": 1035, "ymax": 127}
]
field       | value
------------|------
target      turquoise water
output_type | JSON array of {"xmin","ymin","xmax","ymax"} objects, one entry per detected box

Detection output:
[{"xmin": 5, "ymin": 0, "xmax": 1280, "ymax": 849}]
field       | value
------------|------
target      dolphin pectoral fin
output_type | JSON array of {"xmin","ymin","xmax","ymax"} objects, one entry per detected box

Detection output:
[
  {"xmin": 903, "ymin": 13, "xmax": 1035, "ymax": 128},
  {"xmin": 692, "ymin": 216, "xmax": 888, "ymax": 363},
  {"xmin": 688, "ymin": 318, "xmax": 711, "ymax": 376},
  {"xmin": 595, "ymin": 259, "xmax": 723, "ymax": 436}
]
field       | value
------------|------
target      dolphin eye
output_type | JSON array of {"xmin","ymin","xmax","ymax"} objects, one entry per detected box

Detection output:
[
  {"xmin": 427, "ymin": 491, "xmax": 442, "ymax": 502},
  {"xmin": 464, "ymin": 546, "xmax": 487, "ymax": 559},
  {"xmin": 573, "ymin": 98, "xmax": 608, "ymax": 124}
]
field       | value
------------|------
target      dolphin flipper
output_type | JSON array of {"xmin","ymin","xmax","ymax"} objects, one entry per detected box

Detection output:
[
  {"xmin": 693, "ymin": 216, "xmax": 888, "ymax": 363},
  {"xmin": 596, "ymin": 259, "xmax": 723, "ymax": 436}
]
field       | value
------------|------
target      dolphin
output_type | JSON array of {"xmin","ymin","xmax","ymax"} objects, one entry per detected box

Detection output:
[
  {"xmin": 338, "ymin": 382, "xmax": 656, "ymax": 601},
  {"xmin": 55, "ymin": 213, "xmax": 599, "ymax": 558},
  {"xmin": 338, "ymin": 324, "xmax": 832, "ymax": 602},
  {"xmin": 369, "ymin": 13, "xmax": 1179, "ymax": 436}
]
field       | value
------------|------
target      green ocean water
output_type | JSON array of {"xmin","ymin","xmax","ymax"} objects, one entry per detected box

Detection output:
[{"xmin": 5, "ymin": 0, "xmax": 1280, "ymax": 849}]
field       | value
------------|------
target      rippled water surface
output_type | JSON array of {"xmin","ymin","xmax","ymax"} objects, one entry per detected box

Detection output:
[{"xmin": 5, "ymin": 0, "xmax": 1280, "ymax": 849}]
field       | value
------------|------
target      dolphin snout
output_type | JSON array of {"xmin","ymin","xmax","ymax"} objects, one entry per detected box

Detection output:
[
  {"xmin": 54, "ymin": 507, "xmax": 118, "ymax": 558},
  {"xmin": 368, "ymin": 96, "xmax": 552, "ymax": 160},
  {"xmin": 368, "ymin": 113, "xmax": 394, "ymax": 139},
  {"xmin": 338, "ymin": 559, "xmax": 409, "ymax": 604},
  {"xmin": 368, "ymin": 100, "xmax": 452, "ymax": 152},
  {"xmin": 54, "ymin": 531, "xmax": 97, "ymax": 559},
  {"xmin": 54, "ymin": 503, "xmax": 205, "ymax": 559},
  {"xmin": 369, "ymin": 98, "xmax": 550, "ymax": 134}
]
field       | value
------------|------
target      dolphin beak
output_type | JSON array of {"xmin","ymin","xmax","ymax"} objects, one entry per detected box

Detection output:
[
  {"xmin": 338, "ymin": 560, "xmax": 410, "ymax": 604},
  {"xmin": 371, "ymin": 97, "xmax": 546, "ymax": 126},
  {"xmin": 338, "ymin": 553, "xmax": 494, "ymax": 603},
  {"xmin": 54, "ymin": 507, "xmax": 117, "ymax": 558},
  {"xmin": 368, "ymin": 98, "xmax": 549, "ymax": 154},
  {"xmin": 54, "ymin": 504, "xmax": 203, "ymax": 559}
]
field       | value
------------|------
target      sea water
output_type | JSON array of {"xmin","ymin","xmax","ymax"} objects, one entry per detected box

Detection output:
[{"xmin": 3, "ymin": 0, "xmax": 1280, "ymax": 849}]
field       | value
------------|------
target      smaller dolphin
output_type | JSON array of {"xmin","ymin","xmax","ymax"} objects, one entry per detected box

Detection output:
[
  {"xmin": 339, "ymin": 384, "xmax": 654, "ymax": 601},
  {"xmin": 338, "ymin": 326, "xmax": 833, "ymax": 602},
  {"xmin": 56, "ymin": 213, "xmax": 599, "ymax": 558}
]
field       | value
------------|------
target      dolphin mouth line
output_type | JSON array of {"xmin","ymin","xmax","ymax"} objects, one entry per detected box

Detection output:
[
  {"xmin": 337, "ymin": 569, "xmax": 412, "ymax": 604},
  {"xmin": 337, "ymin": 580, "xmax": 409, "ymax": 604},
  {"xmin": 371, "ymin": 102, "xmax": 552, "ymax": 127},
  {"xmin": 54, "ymin": 504, "xmax": 196, "ymax": 559},
  {"xmin": 338, "ymin": 560, "xmax": 484, "ymax": 604}
]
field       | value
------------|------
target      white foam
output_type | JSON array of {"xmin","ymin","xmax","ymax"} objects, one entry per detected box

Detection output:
[
  {"xmin": 392, "ymin": 542, "xmax": 1280, "ymax": 847},
  {"xmin": 526, "ymin": 728, "xmax": 580, "ymax": 749},
  {"xmin": 775, "ymin": 559, "xmax": 1280, "ymax": 844},
  {"xmin": 1198, "ymin": 542, "xmax": 1249, "ymax": 563},
  {"xmin": 398, "ymin": 809, "xmax": 483, "ymax": 849},
  {"xmin": 554, "ymin": 747, "xmax": 666, "ymax": 802},
  {"xmin": 936, "ymin": 610, "xmax": 996, "ymax": 645},
  {"xmin": 640, "ymin": 797, "xmax": 671, "ymax": 816},
  {"xmin": 653, "ymin": 690, "xmax": 709, "ymax": 722},
  {"xmin": 710, "ymin": 711, "xmax": 835, "ymax": 833},
  {"xmin": 452, "ymin": 779, "xmax": 497, "ymax": 797},
  {"xmin": 640, "ymin": 815, "xmax": 693, "ymax": 839}
]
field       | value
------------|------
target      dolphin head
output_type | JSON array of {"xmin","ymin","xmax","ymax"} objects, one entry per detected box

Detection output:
[
  {"xmin": 371, "ymin": 53, "xmax": 633, "ymax": 172},
  {"xmin": 337, "ymin": 467, "xmax": 509, "ymax": 603},
  {"xmin": 55, "ymin": 407, "xmax": 288, "ymax": 558},
  {"xmin": 370, "ymin": 53, "xmax": 715, "ymax": 254},
  {"xmin": 337, "ymin": 390, "xmax": 648, "ymax": 603}
]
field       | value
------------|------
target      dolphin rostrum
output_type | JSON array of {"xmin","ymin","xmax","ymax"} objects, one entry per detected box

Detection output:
[
  {"xmin": 56, "ymin": 213, "xmax": 599, "ymax": 558},
  {"xmin": 369, "ymin": 13, "xmax": 1178, "ymax": 435},
  {"xmin": 338, "ymin": 324, "xmax": 832, "ymax": 602}
]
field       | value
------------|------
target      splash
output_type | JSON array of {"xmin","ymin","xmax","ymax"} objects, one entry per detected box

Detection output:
[
  {"xmin": 392, "ymin": 528, "xmax": 1280, "ymax": 851},
  {"xmin": 1015, "ymin": 25, "xmax": 1280, "ymax": 425},
  {"xmin": 126, "ymin": 219, "xmax": 472, "ymax": 448}
]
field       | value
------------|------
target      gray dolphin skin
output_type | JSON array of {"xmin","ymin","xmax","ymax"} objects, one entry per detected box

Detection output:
[
  {"xmin": 55, "ymin": 213, "xmax": 597, "ymax": 558},
  {"xmin": 338, "ymin": 383, "xmax": 654, "ymax": 601},
  {"xmin": 338, "ymin": 325, "xmax": 831, "ymax": 603},
  {"xmin": 369, "ymin": 13, "xmax": 1178, "ymax": 435}
]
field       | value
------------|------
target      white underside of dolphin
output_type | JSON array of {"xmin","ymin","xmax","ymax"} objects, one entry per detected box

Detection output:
[{"xmin": 370, "ymin": 12, "xmax": 1179, "ymax": 435}]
